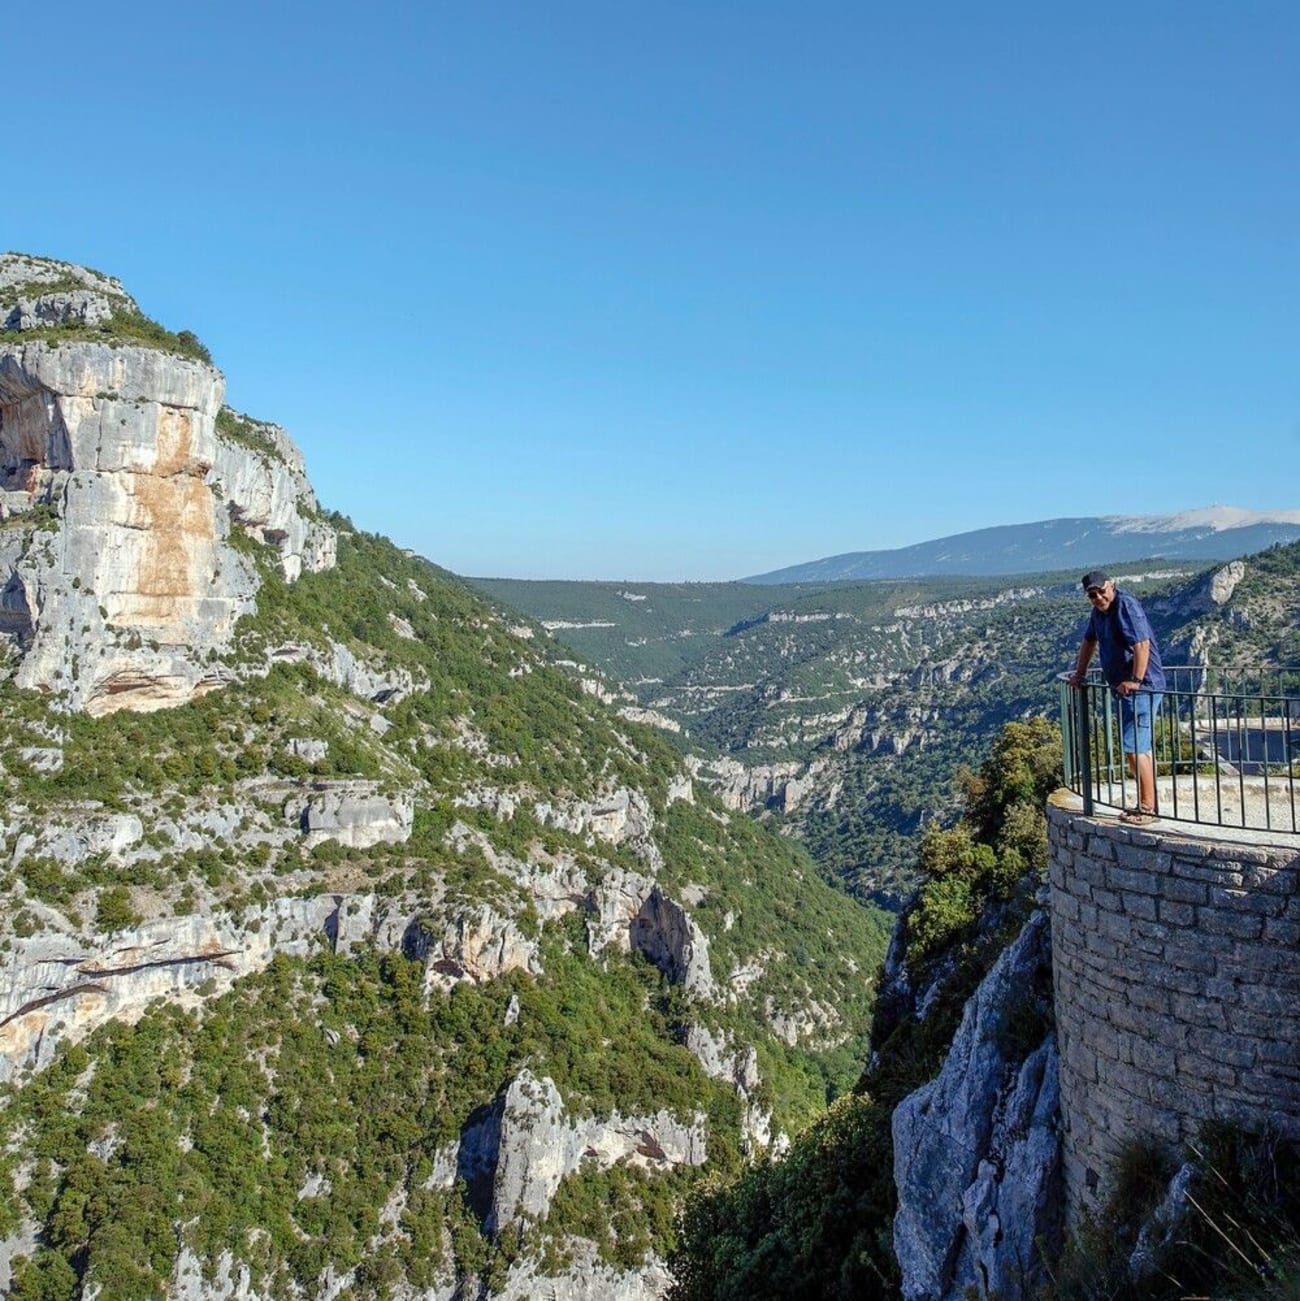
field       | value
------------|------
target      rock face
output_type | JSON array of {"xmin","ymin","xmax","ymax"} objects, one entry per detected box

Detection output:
[
  {"xmin": 688, "ymin": 755, "xmax": 808, "ymax": 814},
  {"xmin": 296, "ymin": 782, "xmax": 414, "ymax": 848},
  {"xmin": 0, "ymin": 884, "xmax": 567, "ymax": 1086},
  {"xmin": 892, "ymin": 909, "xmax": 1063, "ymax": 1301},
  {"xmin": 292, "ymin": 636, "xmax": 418, "ymax": 702},
  {"xmin": 403, "ymin": 904, "xmax": 542, "ymax": 989},
  {"xmin": 588, "ymin": 870, "xmax": 717, "ymax": 997},
  {"xmin": 211, "ymin": 414, "xmax": 336, "ymax": 581},
  {"xmin": 8, "ymin": 808, "xmax": 143, "ymax": 865},
  {"xmin": 171, "ymin": 1248, "xmax": 256, "ymax": 1301},
  {"xmin": 0, "ymin": 898, "xmax": 339, "ymax": 1081},
  {"xmin": 0, "ymin": 253, "xmax": 334, "ymax": 714},
  {"xmin": 470, "ymin": 1068, "xmax": 707, "ymax": 1236},
  {"xmin": 1151, "ymin": 559, "xmax": 1246, "ymax": 625},
  {"xmin": 493, "ymin": 1241, "xmax": 673, "ymax": 1301},
  {"xmin": 0, "ymin": 256, "xmax": 126, "ymax": 325},
  {"xmin": 535, "ymin": 785, "xmax": 659, "ymax": 856},
  {"xmin": 632, "ymin": 887, "xmax": 716, "ymax": 996},
  {"xmin": 684, "ymin": 1023, "xmax": 777, "ymax": 1155}
]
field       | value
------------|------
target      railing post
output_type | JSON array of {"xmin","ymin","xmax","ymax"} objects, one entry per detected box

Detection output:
[{"xmin": 1073, "ymin": 681, "xmax": 1094, "ymax": 816}]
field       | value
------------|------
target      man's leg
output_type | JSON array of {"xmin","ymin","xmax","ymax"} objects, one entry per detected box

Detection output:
[
  {"xmin": 1122, "ymin": 693, "xmax": 1159, "ymax": 813},
  {"xmin": 1135, "ymin": 749, "xmax": 1156, "ymax": 813},
  {"xmin": 1121, "ymin": 748, "xmax": 1155, "ymax": 812}
]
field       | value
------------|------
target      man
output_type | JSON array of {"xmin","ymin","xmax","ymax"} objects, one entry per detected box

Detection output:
[{"xmin": 1068, "ymin": 569, "xmax": 1166, "ymax": 824}]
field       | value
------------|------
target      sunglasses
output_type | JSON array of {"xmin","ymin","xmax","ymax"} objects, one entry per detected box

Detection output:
[{"xmin": 1085, "ymin": 587, "xmax": 1107, "ymax": 597}]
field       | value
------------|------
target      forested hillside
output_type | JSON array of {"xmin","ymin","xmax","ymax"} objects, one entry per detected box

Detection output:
[
  {"xmin": 0, "ymin": 255, "xmax": 893, "ymax": 1301},
  {"xmin": 0, "ymin": 524, "xmax": 899, "ymax": 1300}
]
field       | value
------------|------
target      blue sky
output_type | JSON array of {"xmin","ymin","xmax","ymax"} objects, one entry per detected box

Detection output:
[{"xmin": 10, "ymin": 2, "xmax": 1298, "ymax": 579}]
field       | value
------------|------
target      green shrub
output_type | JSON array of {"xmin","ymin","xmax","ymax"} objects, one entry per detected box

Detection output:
[
  {"xmin": 95, "ymin": 886, "xmax": 141, "ymax": 933},
  {"xmin": 907, "ymin": 870, "xmax": 977, "ymax": 958}
]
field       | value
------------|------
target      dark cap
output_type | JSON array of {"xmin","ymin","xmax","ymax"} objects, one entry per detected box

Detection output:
[{"xmin": 1080, "ymin": 570, "xmax": 1110, "ymax": 590}]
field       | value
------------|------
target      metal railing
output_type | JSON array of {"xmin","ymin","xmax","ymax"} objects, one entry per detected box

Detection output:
[{"xmin": 1058, "ymin": 666, "xmax": 1300, "ymax": 833}]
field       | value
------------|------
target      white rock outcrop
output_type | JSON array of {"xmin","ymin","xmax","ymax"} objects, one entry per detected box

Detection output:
[
  {"xmin": 618, "ymin": 704, "xmax": 682, "ymax": 733},
  {"xmin": 480, "ymin": 1068, "xmax": 707, "ymax": 1235},
  {"xmin": 403, "ymin": 904, "xmax": 542, "ymax": 989},
  {"xmin": 0, "ymin": 1222, "xmax": 39, "ymax": 1297},
  {"xmin": 534, "ymin": 785, "xmax": 659, "ymax": 863},
  {"xmin": 684, "ymin": 1023, "xmax": 776, "ymax": 1154},
  {"xmin": 494, "ymin": 1241, "xmax": 672, "ymax": 1301},
  {"xmin": 687, "ymin": 755, "xmax": 808, "ymax": 814},
  {"xmin": 589, "ymin": 872, "xmax": 716, "ymax": 997},
  {"xmin": 294, "ymin": 782, "xmax": 414, "ymax": 849},
  {"xmin": 9, "ymin": 808, "xmax": 143, "ymax": 865},
  {"xmin": 587, "ymin": 867, "xmax": 659, "ymax": 955},
  {"xmin": 211, "ymin": 416, "xmax": 335, "ymax": 581},
  {"xmin": 171, "ymin": 1247, "xmax": 257, "ymax": 1301},
  {"xmin": 0, "ymin": 254, "xmax": 334, "ymax": 715},
  {"xmin": 763, "ymin": 994, "xmax": 842, "ymax": 1047},
  {"xmin": 631, "ymin": 887, "xmax": 716, "ymax": 997}
]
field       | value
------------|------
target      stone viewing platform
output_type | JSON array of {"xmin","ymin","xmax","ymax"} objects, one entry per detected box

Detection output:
[{"xmin": 1046, "ymin": 791, "xmax": 1300, "ymax": 1217}]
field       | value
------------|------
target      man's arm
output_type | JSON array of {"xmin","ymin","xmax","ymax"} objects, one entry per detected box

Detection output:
[{"xmin": 1120, "ymin": 640, "xmax": 1150, "ymax": 696}]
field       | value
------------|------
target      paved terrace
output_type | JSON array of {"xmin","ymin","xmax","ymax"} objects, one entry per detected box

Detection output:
[{"xmin": 1076, "ymin": 775, "xmax": 1300, "ymax": 848}]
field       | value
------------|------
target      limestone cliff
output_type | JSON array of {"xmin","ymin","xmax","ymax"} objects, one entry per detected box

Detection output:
[{"xmin": 0, "ymin": 253, "xmax": 334, "ymax": 714}]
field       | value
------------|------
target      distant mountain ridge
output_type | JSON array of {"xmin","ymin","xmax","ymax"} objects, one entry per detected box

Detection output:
[{"xmin": 744, "ymin": 507, "xmax": 1300, "ymax": 584}]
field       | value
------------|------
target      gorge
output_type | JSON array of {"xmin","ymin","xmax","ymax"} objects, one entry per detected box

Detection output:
[{"xmin": 2, "ymin": 254, "xmax": 1298, "ymax": 1301}]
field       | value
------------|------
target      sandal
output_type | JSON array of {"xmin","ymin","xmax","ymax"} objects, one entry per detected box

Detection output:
[{"xmin": 1119, "ymin": 807, "xmax": 1158, "ymax": 825}]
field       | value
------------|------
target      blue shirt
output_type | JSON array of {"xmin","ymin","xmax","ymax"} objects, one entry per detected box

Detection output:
[{"xmin": 1085, "ymin": 589, "xmax": 1166, "ymax": 690}]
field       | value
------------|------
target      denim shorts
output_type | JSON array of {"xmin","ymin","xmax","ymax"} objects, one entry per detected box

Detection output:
[{"xmin": 1120, "ymin": 690, "xmax": 1162, "ymax": 755}]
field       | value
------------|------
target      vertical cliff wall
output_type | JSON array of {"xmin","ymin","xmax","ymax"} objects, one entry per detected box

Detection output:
[
  {"xmin": 1047, "ymin": 797, "xmax": 1300, "ymax": 1217},
  {"xmin": 0, "ymin": 254, "xmax": 335, "ymax": 714}
]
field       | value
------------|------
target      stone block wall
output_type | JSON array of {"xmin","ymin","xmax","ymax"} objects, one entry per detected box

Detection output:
[{"xmin": 1047, "ymin": 795, "xmax": 1300, "ymax": 1217}]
